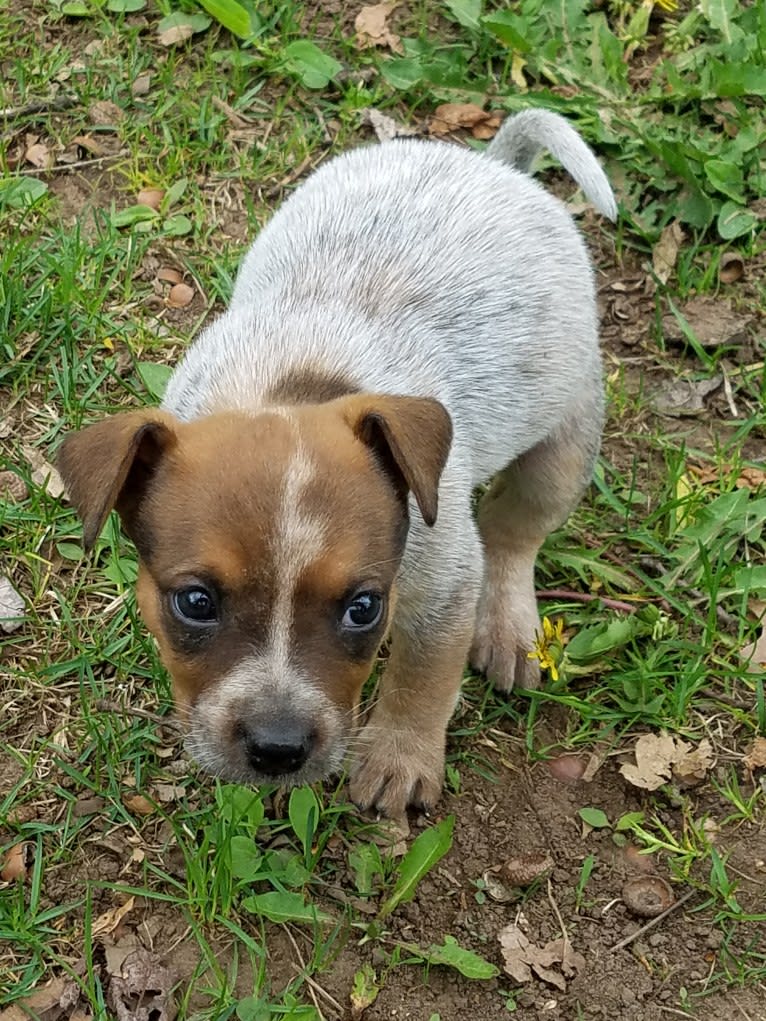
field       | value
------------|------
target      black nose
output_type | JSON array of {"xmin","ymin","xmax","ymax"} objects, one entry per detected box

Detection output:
[{"xmin": 242, "ymin": 722, "xmax": 314, "ymax": 776}]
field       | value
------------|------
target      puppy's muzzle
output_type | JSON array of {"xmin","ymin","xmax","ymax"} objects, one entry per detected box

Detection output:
[{"xmin": 238, "ymin": 717, "xmax": 316, "ymax": 777}]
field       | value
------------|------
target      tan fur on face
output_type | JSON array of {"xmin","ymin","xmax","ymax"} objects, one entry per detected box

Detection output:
[{"xmin": 58, "ymin": 392, "xmax": 452, "ymax": 785}]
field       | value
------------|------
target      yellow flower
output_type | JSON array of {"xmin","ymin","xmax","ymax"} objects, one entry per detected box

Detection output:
[{"xmin": 528, "ymin": 616, "xmax": 564, "ymax": 682}]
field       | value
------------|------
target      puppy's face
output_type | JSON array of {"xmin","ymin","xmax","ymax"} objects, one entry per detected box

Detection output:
[{"xmin": 59, "ymin": 395, "xmax": 451, "ymax": 787}]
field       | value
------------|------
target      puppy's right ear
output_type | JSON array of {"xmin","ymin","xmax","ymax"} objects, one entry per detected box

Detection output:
[{"xmin": 57, "ymin": 410, "xmax": 177, "ymax": 550}]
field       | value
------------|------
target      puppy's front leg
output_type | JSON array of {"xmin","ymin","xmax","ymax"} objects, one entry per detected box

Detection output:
[{"xmin": 349, "ymin": 588, "xmax": 477, "ymax": 818}]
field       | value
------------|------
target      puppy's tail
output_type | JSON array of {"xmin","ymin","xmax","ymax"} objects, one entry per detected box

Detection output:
[{"xmin": 487, "ymin": 109, "xmax": 617, "ymax": 221}]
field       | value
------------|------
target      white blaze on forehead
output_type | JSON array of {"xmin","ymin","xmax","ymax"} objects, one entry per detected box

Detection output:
[{"xmin": 269, "ymin": 411, "xmax": 328, "ymax": 671}]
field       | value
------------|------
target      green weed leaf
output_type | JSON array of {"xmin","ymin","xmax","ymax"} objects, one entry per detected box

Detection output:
[
  {"xmin": 199, "ymin": 0, "xmax": 253, "ymax": 40},
  {"xmin": 699, "ymin": 0, "xmax": 737, "ymax": 44},
  {"xmin": 704, "ymin": 160, "xmax": 745, "ymax": 203},
  {"xmin": 379, "ymin": 816, "xmax": 454, "ymax": 919},
  {"xmin": 111, "ymin": 204, "xmax": 159, "ymax": 229},
  {"xmin": 107, "ymin": 0, "xmax": 146, "ymax": 11},
  {"xmin": 0, "ymin": 177, "xmax": 48, "ymax": 209},
  {"xmin": 242, "ymin": 890, "xmax": 328, "ymax": 924},
  {"xmin": 717, "ymin": 201, "xmax": 759, "ymax": 240},
  {"xmin": 230, "ymin": 835, "xmax": 263, "ymax": 882},
  {"xmin": 424, "ymin": 935, "xmax": 499, "ymax": 979},
  {"xmin": 444, "ymin": 0, "xmax": 481, "ymax": 31},
  {"xmin": 481, "ymin": 11, "xmax": 531, "ymax": 52},
  {"xmin": 158, "ymin": 11, "xmax": 211, "ymax": 36},
  {"xmin": 283, "ymin": 40, "xmax": 342, "ymax": 89},
  {"xmin": 579, "ymin": 807, "xmax": 610, "ymax": 829},
  {"xmin": 380, "ymin": 57, "xmax": 423, "ymax": 90},
  {"xmin": 136, "ymin": 362, "xmax": 173, "ymax": 401},
  {"xmin": 349, "ymin": 843, "xmax": 383, "ymax": 896},
  {"xmin": 615, "ymin": 811, "xmax": 645, "ymax": 832},
  {"xmin": 288, "ymin": 786, "xmax": 319, "ymax": 860}
]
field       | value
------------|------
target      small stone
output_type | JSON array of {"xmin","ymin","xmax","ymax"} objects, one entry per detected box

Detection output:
[
  {"xmin": 706, "ymin": 930, "xmax": 724, "ymax": 950},
  {"xmin": 0, "ymin": 471, "xmax": 28, "ymax": 502},
  {"xmin": 648, "ymin": 932, "xmax": 665, "ymax": 947},
  {"xmin": 621, "ymin": 988, "xmax": 636, "ymax": 1004},
  {"xmin": 167, "ymin": 282, "xmax": 194, "ymax": 308}
]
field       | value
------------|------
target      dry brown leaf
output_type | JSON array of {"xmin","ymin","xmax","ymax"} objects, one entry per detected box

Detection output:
[
  {"xmin": 429, "ymin": 103, "xmax": 502, "ymax": 139},
  {"xmin": 73, "ymin": 796, "xmax": 106, "ymax": 817},
  {"xmin": 167, "ymin": 282, "xmax": 194, "ymax": 308},
  {"xmin": 361, "ymin": 107, "xmax": 417, "ymax": 142},
  {"xmin": 132, "ymin": 74, "xmax": 152, "ymax": 97},
  {"xmin": 89, "ymin": 100, "xmax": 124, "ymax": 126},
  {"xmin": 107, "ymin": 948, "xmax": 177, "ymax": 1021},
  {"xmin": 124, "ymin": 793, "xmax": 156, "ymax": 816},
  {"xmin": 498, "ymin": 924, "xmax": 585, "ymax": 990},
  {"xmin": 620, "ymin": 732, "xmax": 688, "ymax": 790},
  {"xmin": 25, "ymin": 142, "xmax": 52, "ymax": 169},
  {"xmin": 719, "ymin": 251, "xmax": 745, "ymax": 284},
  {"xmin": 651, "ymin": 374, "xmax": 722, "ymax": 418},
  {"xmin": 743, "ymin": 737, "xmax": 766, "ymax": 773},
  {"xmin": 153, "ymin": 783, "xmax": 185, "ymax": 803},
  {"xmin": 355, "ymin": 2, "xmax": 402, "ymax": 54},
  {"xmin": 662, "ymin": 296, "xmax": 750, "ymax": 349},
  {"xmin": 740, "ymin": 627, "xmax": 766, "ymax": 673},
  {"xmin": 1, "ymin": 843, "xmax": 27, "ymax": 882},
  {"xmin": 0, "ymin": 977, "xmax": 79, "ymax": 1021},
  {"xmin": 736, "ymin": 467, "xmax": 766, "ymax": 490},
  {"xmin": 672, "ymin": 738, "xmax": 714, "ymax": 787},
  {"xmin": 21, "ymin": 443, "xmax": 66, "ymax": 498},
  {"xmin": 0, "ymin": 576, "xmax": 25, "ymax": 634},
  {"xmin": 137, "ymin": 188, "xmax": 164, "ymax": 210},
  {"xmin": 104, "ymin": 935, "xmax": 141, "ymax": 977},
  {"xmin": 158, "ymin": 22, "xmax": 195, "ymax": 45},
  {"xmin": 652, "ymin": 221, "xmax": 684, "ymax": 284},
  {"xmin": 71, "ymin": 134, "xmax": 103, "ymax": 156},
  {"xmin": 93, "ymin": 896, "xmax": 135, "ymax": 937}
]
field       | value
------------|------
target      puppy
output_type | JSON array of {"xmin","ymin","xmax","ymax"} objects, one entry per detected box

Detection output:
[{"xmin": 59, "ymin": 109, "xmax": 616, "ymax": 818}]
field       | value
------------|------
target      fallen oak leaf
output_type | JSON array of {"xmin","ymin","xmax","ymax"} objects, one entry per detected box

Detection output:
[
  {"xmin": 93, "ymin": 896, "xmax": 135, "ymax": 937},
  {"xmin": 355, "ymin": 2, "xmax": 402, "ymax": 53},
  {"xmin": 108, "ymin": 948, "xmax": 177, "ymax": 1021},
  {"xmin": 360, "ymin": 107, "xmax": 417, "ymax": 142},
  {"xmin": 740, "ymin": 627, "xmax": 766, "ymax": 673},
  {"xmin": 1, "ymin": 843, "xmax": 28, "ymax": 882},
  {"xmin": 620, "ymin": 732, "xmax": 692, "ymax": 791},
  {"xmin": 0, "ymin": 576, "xmax": 25, "ymax": 634},
  {"xmin": 743, "ymin": 737, "xmax": 766, "ymax": 774},
  {"xmin": 652, "ymin": 220, "xmax": 684, "ymax": 285},
  {"xmin": 429, "ymin": 102, "xmax": 501, "ymax": 138},
  {"xmin": 672, "ymin": 737, "xmax": 714, "ymax": 788},
  {"xmin": 498, "ymin": 924, "xmax": 585, "ymax": 990}
]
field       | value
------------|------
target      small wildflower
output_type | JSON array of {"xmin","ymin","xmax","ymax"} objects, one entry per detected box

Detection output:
[{"xmin": 528, "ymin": 616, "xmax": 564, "ymax": 681}]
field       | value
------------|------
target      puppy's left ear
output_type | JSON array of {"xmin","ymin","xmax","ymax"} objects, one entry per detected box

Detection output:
[
  {"xmin": 346, "ymin": 395, "xmax": 453, "ymax": 526},
  {"xmin": 57, "ymin": 410, "xmax": 178, "ymax": 550}
]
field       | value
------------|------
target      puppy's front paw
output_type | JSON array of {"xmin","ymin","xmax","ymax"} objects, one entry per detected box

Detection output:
[
  {"xmin": 470, "ymin": 611, "xmax": 541, "ymax": 693},
  {"xmin": 348, "ymin": 724, "xmax": 445, "ymax": 818}
]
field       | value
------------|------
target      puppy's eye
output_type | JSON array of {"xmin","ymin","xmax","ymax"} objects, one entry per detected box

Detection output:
[
  {"xmin": 341, "ymin": 592, "xmax": 384, "ymax": 631},
  {"xmin": 171, "ymin": 586, "xmax": 218, "ymax": 625}
]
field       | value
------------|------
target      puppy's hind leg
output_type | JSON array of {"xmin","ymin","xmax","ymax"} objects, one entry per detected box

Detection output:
[{"xmin": 470, "ymin": 386, "xmax": 603, "ymax": 692}]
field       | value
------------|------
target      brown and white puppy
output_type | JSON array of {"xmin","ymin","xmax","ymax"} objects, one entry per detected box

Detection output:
[{"xmin": 59, "ymin": 110, "xmax": 616, "ymax": 818}]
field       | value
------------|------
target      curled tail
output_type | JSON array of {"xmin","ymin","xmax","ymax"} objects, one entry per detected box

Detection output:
[{"xmin": 487, "ymin": 109, "xmax": 617, "ymax": 221}]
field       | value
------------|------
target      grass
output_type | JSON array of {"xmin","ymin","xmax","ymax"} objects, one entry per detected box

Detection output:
[{"xmin": 1, "ymin": 0, "xmax": 765, "ymax": 1017}]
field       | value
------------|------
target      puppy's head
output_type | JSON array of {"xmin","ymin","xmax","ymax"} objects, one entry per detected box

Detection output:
[{"xmin": 58, "ymin": 394, "xmax": 452, "ymax": 786}]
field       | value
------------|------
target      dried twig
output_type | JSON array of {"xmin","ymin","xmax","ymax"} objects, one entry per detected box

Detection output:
[
  {"xmin": 0, "ymin": 95, "xmax": 78, "ymax": 120},
  {"xmin": 609, "ymin": 889, "xmax": 696, "ymax": 953},
  {"xmin": 536, "ymin": 589, "xmax": 640, "ymax": 613}
]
